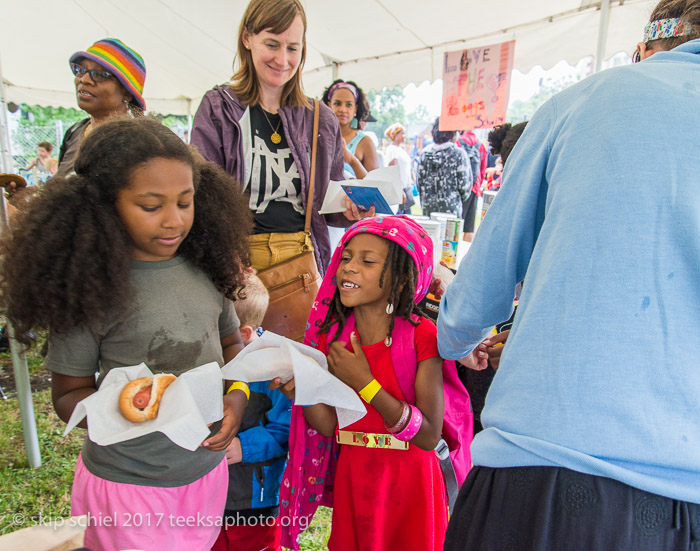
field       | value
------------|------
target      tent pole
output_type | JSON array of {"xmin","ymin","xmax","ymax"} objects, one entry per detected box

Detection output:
[
  {"xmin": 7, "ymin": 325, "xmax": 42, "ymax": 468},
  {"xmin": 595, "ymin": 0, "xmax": 612, "ymax": 72},
  {"xmin": 0, "ymin": 51, "xmax": 43, "ymax": 469},
  {"xmin": 332, "ymin": 62, "xmax": 338, "ymax": 81},
  {"xmin": 0, "ymin": 53, "xmax": 14, "ymax": 174}
]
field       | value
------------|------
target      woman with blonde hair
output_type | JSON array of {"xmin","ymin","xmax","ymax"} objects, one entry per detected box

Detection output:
[
  {"xmin": 384, "ymin": 123, "xmax": 414, "ymax": 213},
  {"xmin": 192, "ymin": 0, "xmax": 355, "ymax": 275}
]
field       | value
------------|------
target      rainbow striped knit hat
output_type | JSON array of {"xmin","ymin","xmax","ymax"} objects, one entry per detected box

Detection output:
[{"xmin": 70, "ymin": 38, "xmax": 146, "ymax": 110}]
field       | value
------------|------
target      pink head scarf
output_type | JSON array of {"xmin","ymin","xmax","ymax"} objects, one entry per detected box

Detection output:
[{"xmin": 306, "ymin": 215, "xmax": 433, "ymax": 346}]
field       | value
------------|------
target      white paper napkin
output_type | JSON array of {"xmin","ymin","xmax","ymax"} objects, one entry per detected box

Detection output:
[
  {"xmin": 63, "ymin": 362, "xmax": 224, "ymax": 451},
  {"xmin": 221, "ymin": 332, "xmax": 366, "ymax": 428}
]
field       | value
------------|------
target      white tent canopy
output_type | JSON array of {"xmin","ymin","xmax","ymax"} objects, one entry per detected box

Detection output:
[{"xmin": 1, "ymin": 0, "xmax": 655, "ymax": 116}]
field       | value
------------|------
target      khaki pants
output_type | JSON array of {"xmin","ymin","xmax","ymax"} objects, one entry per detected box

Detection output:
[{"xmin": 248, "ymin": 231, "xmax": 313, "ymax": 271}]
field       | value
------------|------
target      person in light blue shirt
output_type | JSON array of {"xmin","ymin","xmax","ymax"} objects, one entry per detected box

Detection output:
[{"xmin": 438, "ymin": 1, "xmax": 700, "ymax": 548}]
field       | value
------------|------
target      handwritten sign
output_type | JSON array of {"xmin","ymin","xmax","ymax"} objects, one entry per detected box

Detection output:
[{"xmin": 440, "ymin": 40, "xmax": 515, "ymax": 131}]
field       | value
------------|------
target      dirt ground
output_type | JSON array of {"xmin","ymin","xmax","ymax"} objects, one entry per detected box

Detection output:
[{"xmin": 0, "ymin": 351, "xmax": 51, "ymax": 400}]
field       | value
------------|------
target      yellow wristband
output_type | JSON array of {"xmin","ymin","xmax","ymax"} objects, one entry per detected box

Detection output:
[
  {"xmin": 226, "ymin": 381, "xmax": 250, "ymax": 400},
  {"xmin": 359, "ymin": 379, "xmax": 382, "ymax": 403}
]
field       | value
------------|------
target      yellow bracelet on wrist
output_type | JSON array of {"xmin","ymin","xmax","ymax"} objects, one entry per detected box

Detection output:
[
  {"xmin": 359, "ymin": 379, "xmax": 382, "ymax": 403},
  {"xmin": 226, "ymin": 381, "xmax": 250, "ymax": 401}
]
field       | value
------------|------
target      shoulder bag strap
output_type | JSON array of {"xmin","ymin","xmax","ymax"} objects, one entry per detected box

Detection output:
[{"xmin": 305, "ymin": 99, "xmax": 319, "ymax": 234}]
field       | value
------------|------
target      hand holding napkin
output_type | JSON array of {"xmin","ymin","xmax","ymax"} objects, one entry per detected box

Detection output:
[
  {"xmin": 63, "ymin": 362, "xmax": 224, "ymax": 451},
  {"xmin": 220, "ymin": 332, "xmax": 366, "ymax": 427}
]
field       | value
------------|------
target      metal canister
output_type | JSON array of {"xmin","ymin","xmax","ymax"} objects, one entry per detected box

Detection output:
[
  {"xmin": 445, "ymin": 218, "xmax": 463, "ymax": 242},
  {"xmin": 430, "ymin": 212, "xmax": 453, "ymax": 240}
]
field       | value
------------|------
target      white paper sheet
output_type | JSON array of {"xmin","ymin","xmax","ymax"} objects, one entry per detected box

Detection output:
[
  {"xmin": 221, "ymin": 332, "xmax": 366, "ymax": 428},
  {"xmin": 318, "ymin": 165, "xmax": 403, "ymax": 214},
  {"xmin": 63, "ymin": 363, "xmax": 224, "ymax": 451}
]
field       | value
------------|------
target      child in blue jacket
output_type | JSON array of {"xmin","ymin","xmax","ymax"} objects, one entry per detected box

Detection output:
[{"xmin": 212, "ymin": 273, "xmax": 293, "ymax": 551}]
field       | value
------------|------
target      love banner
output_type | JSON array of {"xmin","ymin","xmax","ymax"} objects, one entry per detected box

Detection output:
[{"xmin": 440, "ymin": 40, "xmax": 515, "ymax": 131}]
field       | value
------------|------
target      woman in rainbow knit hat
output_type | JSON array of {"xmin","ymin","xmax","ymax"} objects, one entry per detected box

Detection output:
[{"xmin": 56, "ymin": 38, "xmax": 146, "ymax": 177}]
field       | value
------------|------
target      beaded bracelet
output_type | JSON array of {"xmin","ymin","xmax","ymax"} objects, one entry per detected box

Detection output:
[
  {"xmin": 394, "ymin": 404, "xmax": 423, "ymax": 442},
  {"xmin": 385, "ymin": 401, "xmax": 411, "ymax": 434},
  {"xmin": 226, "ymin": 381, "xmax": 250, "ymax": 401},
  {"xmin": 358, "ymin": 379, "xmax": 382, "ymax": 403}
]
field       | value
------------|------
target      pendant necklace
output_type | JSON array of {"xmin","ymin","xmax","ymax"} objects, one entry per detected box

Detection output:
[{"xmin": 262, "ymin": 109, "xmax": 282, "ymax": 144}]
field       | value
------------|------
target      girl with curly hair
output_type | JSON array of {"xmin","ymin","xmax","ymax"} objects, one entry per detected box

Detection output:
[{"xmin": 0, "ymin": 117, "xmax": 253, "ymax": 551}]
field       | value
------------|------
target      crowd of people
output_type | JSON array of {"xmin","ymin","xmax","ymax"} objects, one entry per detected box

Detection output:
[{"xmin": 0, "ymin": 0, "xmax": 698, "ymax": 550}]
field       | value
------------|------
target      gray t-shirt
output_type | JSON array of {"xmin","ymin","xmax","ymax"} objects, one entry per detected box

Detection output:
[{"xmin": 46, "ymin": 256, "xmax": 240, "ymax": 487}]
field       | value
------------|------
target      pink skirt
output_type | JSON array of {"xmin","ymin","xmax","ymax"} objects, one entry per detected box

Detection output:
[{"xmin": 72, "ymin": 454, "xmax": 228, "ymax": 551}]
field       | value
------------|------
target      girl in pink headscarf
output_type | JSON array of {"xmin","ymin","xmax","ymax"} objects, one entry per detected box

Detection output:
[{"xmin": 275, "ymin": 215, "xmax": 472, "ymax": 551}]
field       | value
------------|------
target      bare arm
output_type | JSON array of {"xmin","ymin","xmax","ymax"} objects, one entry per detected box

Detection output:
[
  {"xmin": 343, "ymin": 138, "xmax": 368, "ymax": 179},
  {"xmin": 302, "ymin": 403, "xmax": 337, "ymax": 437},
  {"xmin": 356, "ymin": 137, "xmax": 379, "ymax": 173},
  {"xmin": 369, "ymin": 356, "xmax": 444, "ymax": 450},
  {"xmin": 221, "ymin": 329, "xmax": 244, "ymax": 364},
  {"xmin": 268, "ymin": 377, "xmax": 339, "ymax": 437},
  {"xmin": 51, "ymin": 372, "xmax": 97, "ymax": 428},
  {"xmin": 202, "ymin": 330, "xmax": 246, "ymax": 451}
]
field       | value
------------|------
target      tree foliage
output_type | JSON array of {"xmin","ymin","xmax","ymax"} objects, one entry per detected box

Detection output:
[
  {"xmin": 506, "ymin": 71, "xmax": 586, "ymax": 123},
  {"xmin": 407, "ymin": 104, "xmax": 432, "ymax": 125},
  {"xmin": 363, "ymin": 86, "xmax": 432, "ymax": 140},
  {"xmin": 365, "ymin": 86, "xmax": 406, "ymax": 138},
  {"xmin": 18, "ymin": 104, "xmax": 85, "ymax": 128}
]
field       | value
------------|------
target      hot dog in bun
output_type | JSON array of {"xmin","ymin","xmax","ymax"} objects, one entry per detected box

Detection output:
[{"xmin": 119, "ymin": 373, "xmax": 176, "ymax": 423}]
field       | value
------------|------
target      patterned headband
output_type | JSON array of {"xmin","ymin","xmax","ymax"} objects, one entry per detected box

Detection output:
[
  {"xmin": 328, "ymin": 82, "xmax": 358, "ymax": 103},
  {"xmin": 643, "ymin": 18, "xmax": 693, "ymax": 43},
  {"xmin": 385, "ymin": 123, "xmax": 405, "ymax": 141}
]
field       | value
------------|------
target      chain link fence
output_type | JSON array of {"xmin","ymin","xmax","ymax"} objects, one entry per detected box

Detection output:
[
  {"xmin": 5, "ymin": 116, "xmax": 190, "ymax": 185},
  {"xmin": 9, "ymin": 122, "xmax": 67, "ymax": 185}
]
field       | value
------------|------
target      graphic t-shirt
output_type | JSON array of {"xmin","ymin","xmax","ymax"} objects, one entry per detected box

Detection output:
[{"xmin": 247, "ymin": 106, "xmax": 304, "ymax": 234}]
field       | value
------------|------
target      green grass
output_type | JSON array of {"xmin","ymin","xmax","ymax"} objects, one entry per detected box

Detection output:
[
  {"xmin": 0, "ymin": 334, "xmax": 47, "ymax": 378},
  {"xmin": 299, "ymin": 506, "xmax": 331, "ymax": 550},
  {"xmin": 0, "ymin": 389, "xmax": 84, "ymax": 535}
]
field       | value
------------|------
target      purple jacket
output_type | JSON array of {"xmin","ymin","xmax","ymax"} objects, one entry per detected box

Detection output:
[{"xmin": 191, "ymin": 85, "xmax": 349, "ymax": 273}]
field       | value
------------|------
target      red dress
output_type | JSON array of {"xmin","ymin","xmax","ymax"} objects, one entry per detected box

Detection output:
[{"xmin": 322, "ymin": 318, "xmax": 448, "ymax": 551}]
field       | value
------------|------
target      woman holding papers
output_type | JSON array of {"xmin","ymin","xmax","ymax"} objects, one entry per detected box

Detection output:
[
  {"xmin": 322, "ymin": 79, "xmax": 380, "ymax": 179},
  {"xmin": 191, "ymin": 0, "xmax": 355, "ymax": 274}
]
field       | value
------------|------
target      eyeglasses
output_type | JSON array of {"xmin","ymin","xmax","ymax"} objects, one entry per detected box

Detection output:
[{"xmin": 70, "ymin": 62, "xmax": 114, "ymax": 82}]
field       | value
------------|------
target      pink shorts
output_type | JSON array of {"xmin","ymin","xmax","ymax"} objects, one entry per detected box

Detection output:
[{"xmin": 72, "ymin": 454, "xmax": 228, "ymax": 551}]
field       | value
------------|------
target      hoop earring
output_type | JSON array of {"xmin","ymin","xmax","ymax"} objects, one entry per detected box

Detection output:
[
  {"xmin": 123, "ymin": 99, "xmax": 134, "ymax": 118},
  {"xmin": 386, "ymin": 302, "xmax": 394, "ymax": 315},
  {"xmin": 633, "ymin": 49, "xmax": 641, "ymax": 63},
  {"xmin": 384, "ymin": 336, "xmax": 392, "ymax": 347}
]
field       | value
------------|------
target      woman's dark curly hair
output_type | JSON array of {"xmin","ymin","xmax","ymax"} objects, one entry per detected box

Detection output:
[
  {"xmin": 318, "ymin": 240, "xmax": 425, "ymax": 344},
  {"xmin": 321, "ymin": 79, "xmax": 370, "ymax": 123},
  {"xmin": 487, "ymin": 121, "xmax": 528, "ymax": 164},
  {"xmin": 0, "ymin": 117, "xmax": 252, "ymax": 344}
]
